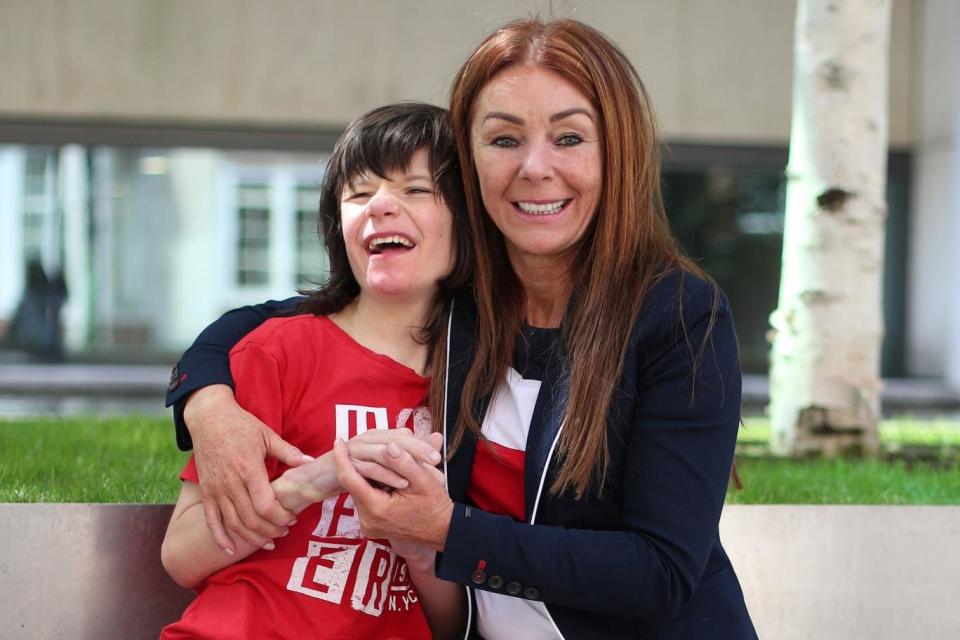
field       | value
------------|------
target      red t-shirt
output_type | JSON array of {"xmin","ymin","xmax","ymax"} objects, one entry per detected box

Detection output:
[{"xmin": 161, "ymin": 315, "xmax": 433, "ymax": 640}]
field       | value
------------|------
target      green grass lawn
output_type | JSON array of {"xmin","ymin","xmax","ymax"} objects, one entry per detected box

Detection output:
[
  {"xmin": 737, "ymin": 415, "xmax": 960, "ymax": 449},
  {"xmin": 1, "ymin": 416, "xmax": 958, "ymax": 504},
  {"xmin": 728, "ymin": 457, "xmax": 959, "ymax": 504},
  {"xmin": 0, "ymin": 417, "xmax": 188, "ymax": 503}
]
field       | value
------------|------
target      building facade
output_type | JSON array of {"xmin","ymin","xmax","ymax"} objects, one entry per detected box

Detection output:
[{"xmin": 0, "ymin": 0, "xmax": 956, "ymax": 390}]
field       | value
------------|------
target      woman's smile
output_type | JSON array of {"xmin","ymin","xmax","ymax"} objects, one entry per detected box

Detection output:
[{"xmin": 513, "ymin": 199, "xmax": 571, "ymax": 216}]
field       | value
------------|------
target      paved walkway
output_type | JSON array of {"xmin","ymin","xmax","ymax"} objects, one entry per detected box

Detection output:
[
  {"xmin": 0, "ymin": 364, "xmax": 170, "ymax": 417},
  {"xmin": 0, "ymin": 364, "xmax": 170, "ymax": 395},
  {"xmin": 1, "ymin": 364, "xmax": 958, "ymax": 417}
]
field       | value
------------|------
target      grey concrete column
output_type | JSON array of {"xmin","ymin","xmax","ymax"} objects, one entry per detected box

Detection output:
[
  {"xmin": 0, "ymin": 146, "xmax": 25, "ymax": 320},
  {"xmin": 59, "ymin": 144, "xmax": 91, "ymax": 352},
  {"xmin": 906, "ymin": 0, "xmax": 960, "ymax": 392}
]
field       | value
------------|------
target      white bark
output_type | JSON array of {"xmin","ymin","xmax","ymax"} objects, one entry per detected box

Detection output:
[{"xmin": 769, "ymin": 0, "xmax": 891, "ymax": 456}]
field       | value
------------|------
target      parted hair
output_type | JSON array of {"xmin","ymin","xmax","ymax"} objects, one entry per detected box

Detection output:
[
  {"xmin": 299, "ymin": 102, "xmax": 472, "ymax": 365},
  {"xmin": 449, "ymin": 18, "xmax": 715, "ymax": 498}
]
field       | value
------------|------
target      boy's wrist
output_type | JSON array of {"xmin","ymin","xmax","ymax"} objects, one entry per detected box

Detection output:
[
  {"xmin": 272, "ymin": 475, "xmax": 328, "ymax": 513},
  {"xmin": 405, "ymin": 556, "xmax": 437, "ymax": 575},
  {"xmin": 271, "ymin": 475, "xmax": 308, "ymax": 513},
  {"xmin": 392, "ymin": 543, "xmax": 437, "ymax": 574},
  {"xmin": 274, "ymin": 459, "xmax": 336, "ymax": 512}
]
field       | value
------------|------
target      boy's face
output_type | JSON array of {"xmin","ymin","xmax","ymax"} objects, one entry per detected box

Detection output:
[{"xmin": 339, "ymin": 148, "xmax": 455, "ymax": 303}]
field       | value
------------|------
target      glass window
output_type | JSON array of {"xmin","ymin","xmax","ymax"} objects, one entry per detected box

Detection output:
[
  {"xmin": 295, "ymin": 185, "xmax": 326, "ymax": 288},
  {"xmin": 235, "ymin": 183, "xmax": 271, "ymax": 286},
  {"xmin": 1, "ymin": 142, "xmax": 328, "ymax": 359},
  {"xmin": 22, "ymin": 148, "xmax": 56, "ymax": 262},
  {"xmin": 663, "ymin": 150, "xmax": 908, "ymax": 376},
  {"xmin": 0, "ymin": 136, "xmax": 906, "ymax": 374}
]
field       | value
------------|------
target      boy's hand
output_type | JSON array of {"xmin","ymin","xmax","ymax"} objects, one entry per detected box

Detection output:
[{"xmin": 276, "ymin": 429, "xmax": 444, "ymax": 512}]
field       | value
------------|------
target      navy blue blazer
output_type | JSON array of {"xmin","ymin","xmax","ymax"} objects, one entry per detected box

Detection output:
[
  {"xmin": 166, "ymin": 272, "xmax": 756, "ymax": 639},
  {"xmin": 436, "ymin": 274, "xmax": 756, "ymax": 638}
]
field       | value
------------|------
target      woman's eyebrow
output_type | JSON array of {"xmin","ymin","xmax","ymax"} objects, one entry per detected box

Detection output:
[
  {"xmin": 550, "ymin": 107, "xmax": 593, "ymax": 123},
  {"xmin": 482, "ymin": 111, "xmax": 523, "ymax": 125},
  {"xmin": 481, "ymin": 108, "xmax": 594, "ymax": 125}
]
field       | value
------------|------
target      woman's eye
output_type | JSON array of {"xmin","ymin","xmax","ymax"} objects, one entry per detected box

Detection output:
[
  {"xmin": 346, "ymin": 191, "xmax": 371, "ymax": 200},
  {"xmin": 491, "ymin": 136, "xmax": 519, "ymax": 148},
  {"xmin": 556, "ymin": 133, "xmax": 583, "ymax": 147}
]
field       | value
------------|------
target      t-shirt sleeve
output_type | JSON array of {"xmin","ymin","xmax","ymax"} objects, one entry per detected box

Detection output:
[
  {"xmin": 177, "ymin": 339, "xmax": 287, "ymax": 483},
  {"xmin": 167, "ymin": 296, "xmax": 302, "ymax": 451}
]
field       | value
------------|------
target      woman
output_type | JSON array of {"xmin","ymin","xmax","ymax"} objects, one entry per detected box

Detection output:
[
  {"xmin": 161, "ymin": 103, "xmax": 468, "ymax": 639},
  {"xmin": 167, "ymin": 19, "xmax": 756, "ymax": 639}
]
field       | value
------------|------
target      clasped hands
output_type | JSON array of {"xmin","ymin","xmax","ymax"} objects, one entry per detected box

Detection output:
[
  {"xmin": 186, "ymin": 386, "xmax": 453, "ymax": 564},
  {"xmin": 283, "ymin": 428, "xmax": 452, "ymax": 569}
]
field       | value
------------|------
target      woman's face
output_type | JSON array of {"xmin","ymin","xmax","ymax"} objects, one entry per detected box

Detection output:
[
  {"xmin": 339, "ymin": 148, "xmax": 455, "ymax": 302},
  {"xmin": 470, "ymin": 65, "xmax": 602, "ymax": 273}
]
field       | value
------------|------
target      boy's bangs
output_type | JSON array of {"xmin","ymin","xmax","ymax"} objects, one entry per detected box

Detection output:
[{"xmin": 331, "ymin": 117, "xmax": 446, "ymax": 192}]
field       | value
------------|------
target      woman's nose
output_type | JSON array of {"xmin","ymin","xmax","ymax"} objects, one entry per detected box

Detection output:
[{"xmin": 518, "ymin": 141, "xmax": 554, "ymax": 181}]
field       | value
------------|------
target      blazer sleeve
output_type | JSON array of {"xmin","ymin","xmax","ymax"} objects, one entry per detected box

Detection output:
[
  {"xmin": 165, "ymin": 296, "xmax": 303, "ymax": 450},
  {"xmin": 436, "ymin": 278, "xmax": 741, "ymax": 625}
]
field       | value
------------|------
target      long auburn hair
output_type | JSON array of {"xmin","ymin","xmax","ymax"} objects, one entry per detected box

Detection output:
[
  {"xmin": 299, "ymin": 103, "xmax": 472, "ymax": 372},
  {"xmin": 449, "ymin": 19, "xmax": 714, "ymax": 498}
]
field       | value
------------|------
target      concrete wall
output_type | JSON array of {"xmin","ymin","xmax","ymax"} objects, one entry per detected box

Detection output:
[
  {"xmin": 722, "ymin": 505, "xmax": 960, "ymax": 639},
  {"xmin": 1, "ymin": 504, "xmax": 957, "ymax": 639},
  {"xmin": 0, "ymin": 0, "xmax": 916, "ymax": 146},
  {"xmin": 2, "ymin": 0, "xmax": 953, "ymax": 380}
]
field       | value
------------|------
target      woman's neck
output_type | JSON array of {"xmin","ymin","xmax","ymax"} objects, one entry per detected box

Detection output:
[
  {"xmin": 517, "ymin": 270, "xmax": 573, "ymax": 328},
  {"xmin": 509, "ymin": 253, "xmax": 574, "ymax": 328},
  {"xmin": 329, "ymin": 294, "xmax": 434, "ymax": 375}
]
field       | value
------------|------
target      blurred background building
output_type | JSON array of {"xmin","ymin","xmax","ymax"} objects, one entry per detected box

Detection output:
[{"xmin": 0, "ymin": 0, "xmax": 957, "ymax": 394}]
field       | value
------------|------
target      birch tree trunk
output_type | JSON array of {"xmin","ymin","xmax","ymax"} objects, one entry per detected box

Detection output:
[{"xmin": 769, "ymin": 0, "xmax": 891, "ymax": 456}]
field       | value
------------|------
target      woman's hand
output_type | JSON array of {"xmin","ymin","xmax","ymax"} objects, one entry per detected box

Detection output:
[
  {"xmin": 332, "ymin": 438, "xmax": 453, "ymax": 551},
  {"xmin": 184, "ymin": 384, "xmax": 312, "ymax": 554},
  {"xmin": 275, "ymin": 429, "xmax": 444, "ymax": 513}
]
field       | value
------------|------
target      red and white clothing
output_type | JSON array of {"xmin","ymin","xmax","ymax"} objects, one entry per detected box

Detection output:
[
  {"xmin": 467, "ymin": 327, "xmax": 562, "ymax": 640},
  {"xmin": 161, "ymin": 314, "xmax": 432, "ymax": 640}
]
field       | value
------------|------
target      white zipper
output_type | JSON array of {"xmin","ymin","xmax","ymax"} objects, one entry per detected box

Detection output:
[
  {"xmin": 528, "ymin": 417, "xmax": 564, "ymax": 524},
  {"xmin": 441, "ymin": 302, "xmax": 473, "ymax": 640},
  {"xmin": 528, "ymin": 415, "xmax": 568, "ymax": 640},
  {"xmin": 442, "ymin": 301, "xmax": 453, "ymax": 489}
]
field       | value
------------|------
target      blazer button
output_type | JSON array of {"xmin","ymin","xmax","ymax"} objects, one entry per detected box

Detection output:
[
  {"xmin": 488, "ymin": 575, "xmax": 504, "ymax": 589},
  {"xmin": 505, "ymin": 581, "xmax": 522, "ymax": 595},
  {"xmin": 167, "ymin": 364, "xmax": 181, "ymax": 392},
  {"xmin": 470, "ymin": 569, "xmax": 487, "ymax": 585},
  {"xmin": 523, "ymin": 586, "xmax": 540, "ymax": 600}
]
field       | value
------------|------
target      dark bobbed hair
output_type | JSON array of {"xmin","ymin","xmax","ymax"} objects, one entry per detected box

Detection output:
[
  {"xmin": 449, "ymin": 19, "xmax": 717, "ymax": 497},
  {"xmin": 299, "ymin": 103, "xmax": 472, "ymax": 363}
]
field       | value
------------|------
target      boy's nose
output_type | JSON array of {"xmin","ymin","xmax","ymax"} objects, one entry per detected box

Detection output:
[{"xmin": 365, "ymin": 187, "xmax": 400, "ymax": 218}]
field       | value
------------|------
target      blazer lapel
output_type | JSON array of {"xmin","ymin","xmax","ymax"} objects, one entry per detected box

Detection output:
[
  {"xmin": 443, "ymin": 289, "xmax": 482, "ymax": 504},
  {"xmin": 523, "ymin": 344, "xmax": 569, "ymax": 523}
]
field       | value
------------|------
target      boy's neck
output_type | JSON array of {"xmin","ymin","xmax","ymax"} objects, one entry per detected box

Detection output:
[{"xmin": 329, "ymin": 294, "xmax": 435, "ymax": 375}]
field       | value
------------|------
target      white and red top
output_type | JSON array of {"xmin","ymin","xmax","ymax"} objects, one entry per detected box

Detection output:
[
  {"xmin": 467, "ymin": 327, "xmax": 563, "ymax": 640},
  {"xmin": 161, "ymin": 314, "xmax": 432, "ymax": 640}
]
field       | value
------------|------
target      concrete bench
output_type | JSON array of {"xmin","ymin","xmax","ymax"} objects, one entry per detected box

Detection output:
[
  {"xmin": 0, "ymin": 504, "xmax": 193, "ymax": 639},
  {"xmin": 0, "ymin": 504, "xmax": 958, "ymax": 639}
]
